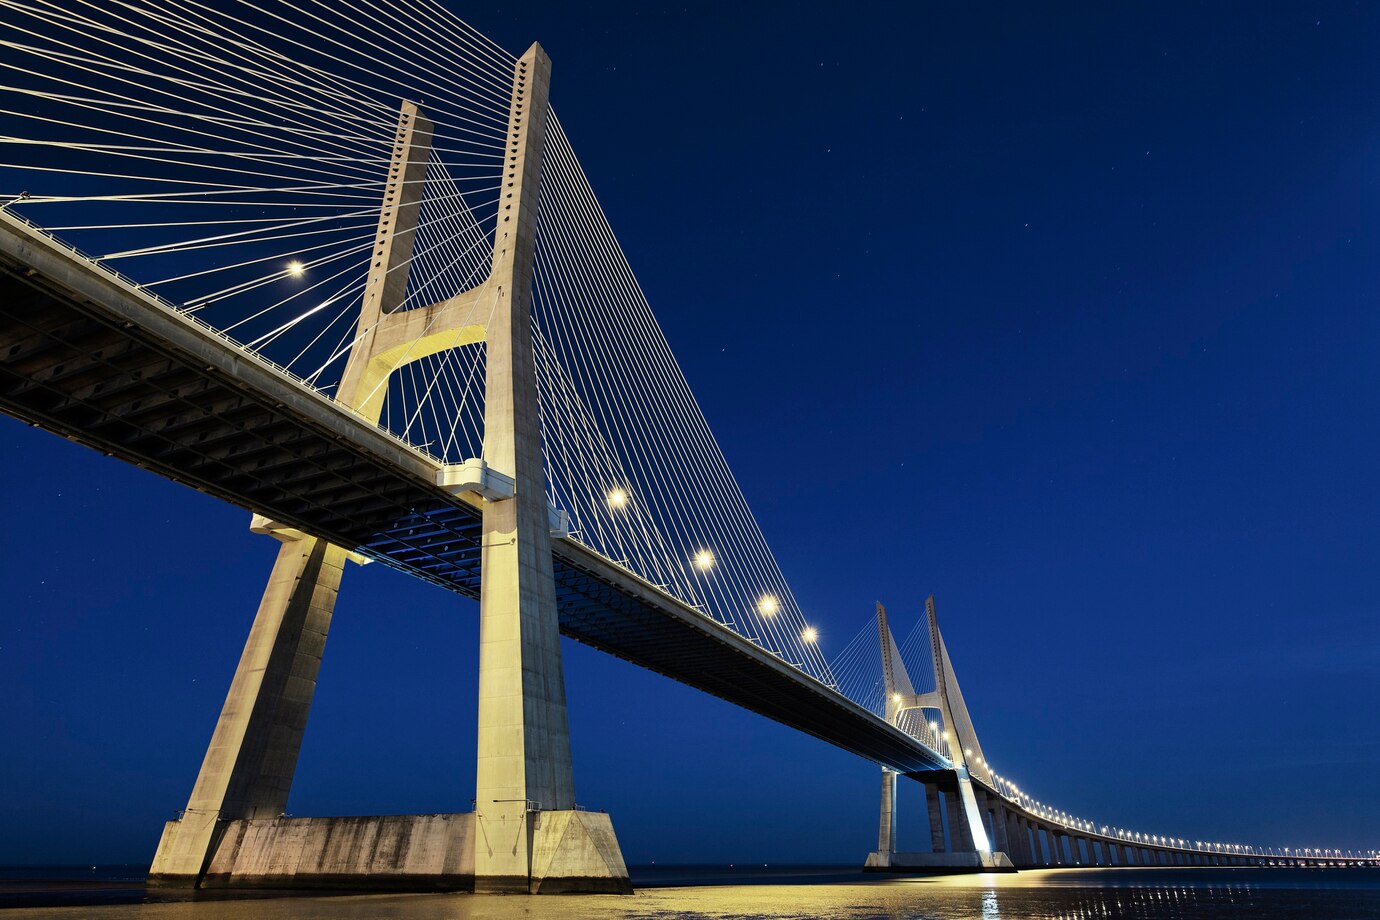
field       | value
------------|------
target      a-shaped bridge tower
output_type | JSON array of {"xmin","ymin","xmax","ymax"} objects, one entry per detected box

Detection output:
[
  {"xmin": 866, "ymin": 597, "xmax": 1014, "ymax": 871},
  {"xmin": 146, "ymin": 45, "xmax": 630, "ymax": 895}
]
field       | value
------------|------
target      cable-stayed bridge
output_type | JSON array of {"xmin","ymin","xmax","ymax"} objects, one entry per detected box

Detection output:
[{"xmin": 0, "ymin": 0, "xmax": 1371, "ymax": 893}]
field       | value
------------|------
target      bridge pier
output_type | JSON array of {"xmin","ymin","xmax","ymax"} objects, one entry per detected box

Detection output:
[
  {"xmin": 147, "ymin": 42, "xmax": 628, "ymax": 896},
  {"xmin": 926, "ymin": 783, "xmax": 946, "ymax": 852},
  {"xmin": 984, "ymin": 794, "xmax": 1010, "ymax": 855},
  {"xmin": 869, "ymin": 769, "xmax": 899, "ymax": 867},
  {"xmin": 1048, "ymin": 827, "xmax": 1065, "ymax": 865},
  {"xmin": 1023, "ymin": 818, "xmax": 1041, "ymax": 866},
  {"xmin": 148, "ymin": 535, "xmax": 347, "ymax": 886},
  {"xmin": 943, "ymin": 781, "xmax": 975, "ymax": 852},
  {"xmin": 1006, "ymin": 812, "xmax": 1030, "ymax": 865},
  {"xmin": 1023, "ymin": 825, "xmax": 1037, "ymax": 865}
]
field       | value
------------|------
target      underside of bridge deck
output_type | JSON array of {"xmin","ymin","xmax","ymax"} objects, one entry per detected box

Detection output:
[{"xmin": 0, "ymin": 220, "xmax": 948, "ymax": 776}]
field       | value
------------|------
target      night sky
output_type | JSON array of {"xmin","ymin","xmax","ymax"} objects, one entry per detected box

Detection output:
[{"xmin": 2, "ymin": 2, "xmax": 1378, "ymax": 864}]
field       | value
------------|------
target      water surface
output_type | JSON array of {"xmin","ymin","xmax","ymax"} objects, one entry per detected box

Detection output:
[{"xmin": 3, "ymin": 865, "xmax": 1379, "ymax": 918}]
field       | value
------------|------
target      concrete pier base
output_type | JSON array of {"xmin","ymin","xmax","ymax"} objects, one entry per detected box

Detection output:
[
  {"xmin": 512, "ymin": 811, "xmax": 631, "ymax": 895},
  {"xmin": 151, "ymin": 814, "xmax": 473, "ymax": 891},
  {"xmin": 864, "ymin": 850, "xmax": 1016, "ymax": 873},
  {"xmin": 149, "ymin": 811, "xmax": 629, "ymax": 893}
]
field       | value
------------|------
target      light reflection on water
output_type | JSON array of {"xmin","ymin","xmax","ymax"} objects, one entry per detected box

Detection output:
[{"xmin": 6, "ymin": 868, "xmax": 1380, "ymax": 919}]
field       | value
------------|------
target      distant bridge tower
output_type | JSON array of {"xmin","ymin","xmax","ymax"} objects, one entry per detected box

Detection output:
[
  {"xmin": 865, "ymin": 597, "xmax": 1013, "ymax": 872},
  {"xmin": 147, "ymin": 44, "xmax": 631, "ymax": 895}
]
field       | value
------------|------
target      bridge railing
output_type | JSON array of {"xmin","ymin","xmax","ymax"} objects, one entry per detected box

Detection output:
[{"xmin": 0, "ymin": 204, "xmax": 459, "ymax": 472}]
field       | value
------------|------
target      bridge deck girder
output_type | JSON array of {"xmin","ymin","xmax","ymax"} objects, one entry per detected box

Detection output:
[{"xmin": 0, "ymin": 215, "xmax": 949, "ymax": 776}]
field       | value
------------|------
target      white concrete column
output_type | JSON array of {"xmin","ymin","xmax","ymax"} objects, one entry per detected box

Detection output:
[
  {"xmin": 876, "ymin": 769, "xmax": 898, "ymax": 860},
  {"xmin": 470, "ymin": 44, "xmax": 627, "ymax": 896},
  {"xmin": 148, "ymin": 100, "xmax": 432, "ymax": 889},
  {"xmin": 471, "ymin": 42, "xmax": 575, "ymax": 893},
  {"xmin": 149, "ymin": 536, "xmax": 346, "ymax": 884}
]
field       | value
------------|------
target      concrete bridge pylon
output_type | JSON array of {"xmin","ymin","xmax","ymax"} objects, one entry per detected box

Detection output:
[
  {"xmin": 147, "ymin": 42, "xmax": 630, "ymax": 895},
  {"xmin": 865, "ymin": 598, "xmax": 1014, "ymax": 873}
]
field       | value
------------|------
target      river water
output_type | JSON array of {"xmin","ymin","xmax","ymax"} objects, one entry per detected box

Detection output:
[{"xmin": 3, "ymin": 865, "xmax": 1379, "ymax": 918}]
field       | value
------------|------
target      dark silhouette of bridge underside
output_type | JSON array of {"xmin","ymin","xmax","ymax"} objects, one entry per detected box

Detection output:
[{"xmin": 0, "ymin": 216, "xmax": 948, "ymax": 775}]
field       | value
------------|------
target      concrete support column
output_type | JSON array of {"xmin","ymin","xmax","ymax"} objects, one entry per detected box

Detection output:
[
  {"xmin": 925, "ymin": 783, "xmax": 946, "ymax": 852},
  {"xmin": 944, "ymin": 785, "xmax": 975, "ymax": 852},
  {"xmin": 149, "ymin": 536, "xmax": 346, "ymax": 884},
  {"xmin": 1010, "ymin": 822, "xmax": 1032, "ymax": 866},
  {"xmin": 471, "ymin": 45, "xmax": 626, "ymax": 895},
  {"xmin": 987, "ymin": 799, "xmax": 1010, "ymax": 855},
  {"xmin": 1007, "ymin": 813, "xmax": 1030, "ymax": 865},
  {"xmin": 876, "ymin": 769, "xmax": 898, "ymax": 860},
  {"xmin": 150, "ymin": 97, "xmax": 427, "ymax": 891},
  {"xmin": 988, "ymin": 803, "xmax": 1010, "ymax": 856},
  {"xmin": 1052, "ymin": 829, "xmax": 1068, "ymax": 865}
]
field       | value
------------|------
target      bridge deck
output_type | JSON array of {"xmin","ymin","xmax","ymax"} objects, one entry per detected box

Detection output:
[{"xmin": 0, "ymin": 212, "xmax": 947, "ymax": 774}]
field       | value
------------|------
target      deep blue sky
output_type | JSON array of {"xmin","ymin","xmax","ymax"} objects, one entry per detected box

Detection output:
[{"xmin": 2, "ymin": 2, "xmax": 1378, "ymax": 864}]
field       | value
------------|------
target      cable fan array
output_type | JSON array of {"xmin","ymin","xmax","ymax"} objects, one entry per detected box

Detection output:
[
  {"xmin": 0, "ymin": 0, "xmax": 837, "ymax": 688},
  {"xmin": 829, "ymin": 613, "xmax": 944, "ymax": 753}
]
